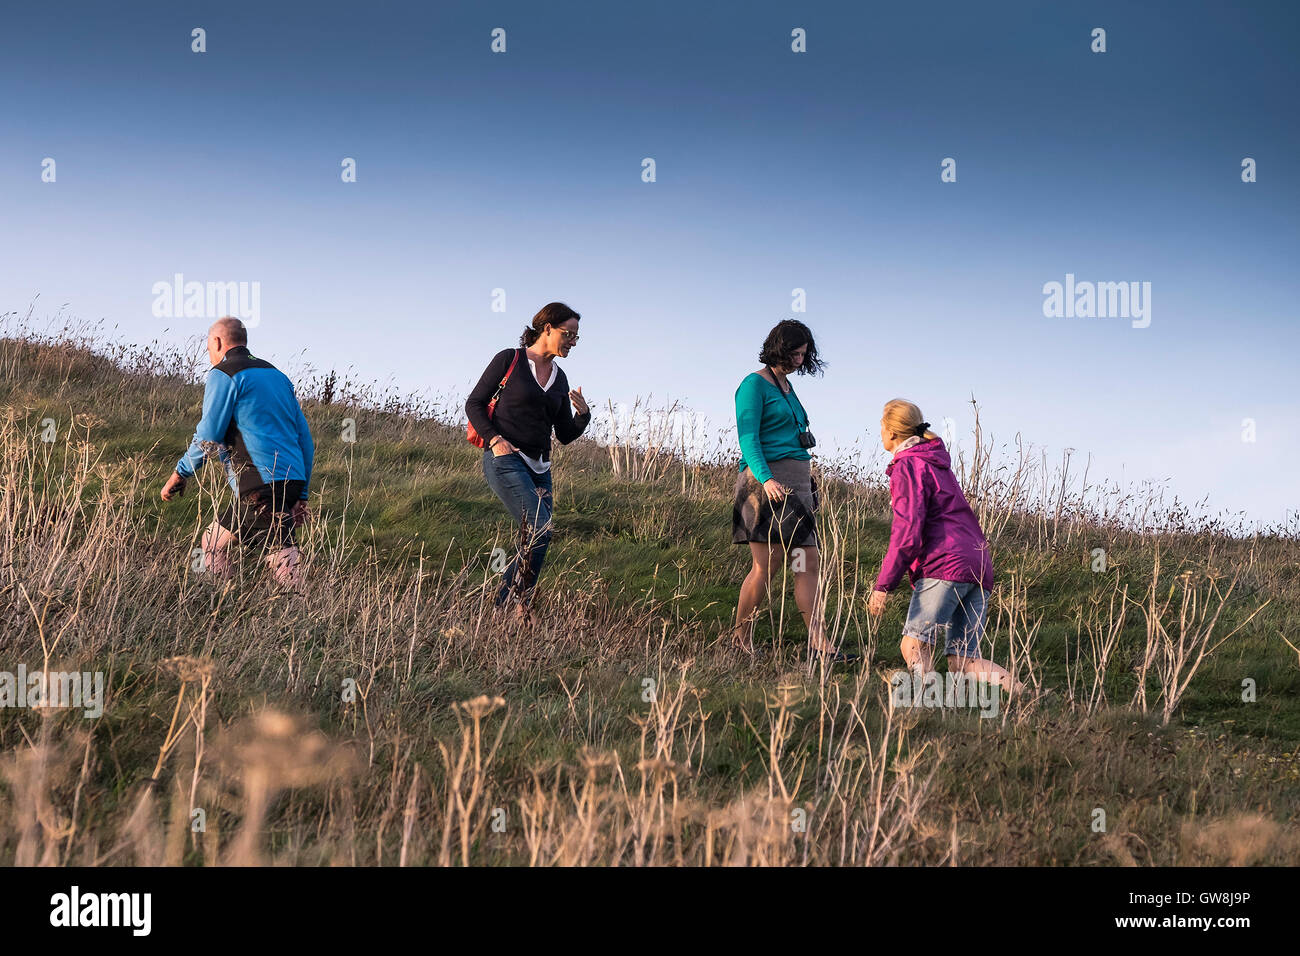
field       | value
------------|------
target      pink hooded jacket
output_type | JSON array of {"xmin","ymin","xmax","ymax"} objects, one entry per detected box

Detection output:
[{"xmin": 875, "ymin": 438, "xmax": 995, "ymax": 593}]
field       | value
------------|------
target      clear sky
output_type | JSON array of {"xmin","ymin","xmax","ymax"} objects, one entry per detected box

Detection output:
[{"xmin": 2, "ymin": 1, "xmax": 1296, "ymax": 528}]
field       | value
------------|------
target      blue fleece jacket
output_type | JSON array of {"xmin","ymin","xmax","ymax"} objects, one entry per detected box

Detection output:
[{"xmin": 175, "ymin": 347, "xmax": 314, "ymax": 499}]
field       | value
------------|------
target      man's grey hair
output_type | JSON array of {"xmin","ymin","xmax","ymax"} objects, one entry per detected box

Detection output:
[{"xmin": 210, "ymin": 316, "xmax": 248, "ymax": 346}]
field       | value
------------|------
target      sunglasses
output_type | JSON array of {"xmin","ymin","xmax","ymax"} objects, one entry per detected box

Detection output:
[{"xmin": 553, "ymin": 327, "xmax": 580, "ymax": 342}]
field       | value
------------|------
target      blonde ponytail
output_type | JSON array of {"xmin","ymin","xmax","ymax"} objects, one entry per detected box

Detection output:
[{"xmin": 882, "ymin": 398, "xmax": 939, "ymax": 442}]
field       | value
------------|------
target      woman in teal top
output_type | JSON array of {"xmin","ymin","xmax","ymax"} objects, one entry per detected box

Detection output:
[
  {"xmin": 735, "ymin": 373, "xmax": 811, "ymax": 482},
  {"xmin": 731, "ymin": 320, "xmax": 848, "ymax": 661}
]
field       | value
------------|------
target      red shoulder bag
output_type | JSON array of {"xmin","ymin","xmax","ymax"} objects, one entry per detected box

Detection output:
[{"xmin": 467, "ymin": 348, "xmax": 521, "ymax": 449}]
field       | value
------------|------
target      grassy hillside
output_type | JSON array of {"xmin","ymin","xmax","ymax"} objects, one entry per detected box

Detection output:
[{"xmin": 1, "ymin": 325, "xmax": 1297, "ymax": 866}]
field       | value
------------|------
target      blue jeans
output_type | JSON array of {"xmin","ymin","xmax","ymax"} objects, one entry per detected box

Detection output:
[
  {"xmin": 903, "ymin": 578, "xmax": 989, "ymax": 660},
  {"xmin": 482, "ymin": 449, "xmax": 554, "ymax": 607}
]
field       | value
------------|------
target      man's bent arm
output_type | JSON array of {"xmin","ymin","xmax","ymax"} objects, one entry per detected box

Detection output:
[{"xmin": 176, "ymin": 370, "xmax": 237, "ymax": 478}]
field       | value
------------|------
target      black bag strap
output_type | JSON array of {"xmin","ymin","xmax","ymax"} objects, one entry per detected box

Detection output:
[{"xmin": 766, "ymin": 366, "xmax": 808, "ymax": 432}]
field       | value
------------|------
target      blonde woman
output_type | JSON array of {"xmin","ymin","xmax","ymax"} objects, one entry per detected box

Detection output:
[{"xmin": 867, "ymin": 399, "xmax": 1019, "ymax": 693}]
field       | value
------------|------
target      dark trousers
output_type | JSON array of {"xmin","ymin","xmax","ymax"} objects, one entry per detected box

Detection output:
[{"xmin": 218, "ymin": 479, "xmax": 304, "ymax": 551}]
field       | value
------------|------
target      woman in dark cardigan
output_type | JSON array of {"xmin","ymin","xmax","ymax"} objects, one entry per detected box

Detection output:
[{"xmin": 466, "ymin": 302, "xmax": 590, "ymax": 616}]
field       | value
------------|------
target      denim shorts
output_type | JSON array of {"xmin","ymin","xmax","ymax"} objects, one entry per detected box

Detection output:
[{"xmin": 903, "ymin": 578, "xmax": 989, "ymax": 660}]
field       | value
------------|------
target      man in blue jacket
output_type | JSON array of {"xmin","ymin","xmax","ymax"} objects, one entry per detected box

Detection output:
[{"xmin": 160, "ymin": 317, "xmax": 315, "ymax": 587}]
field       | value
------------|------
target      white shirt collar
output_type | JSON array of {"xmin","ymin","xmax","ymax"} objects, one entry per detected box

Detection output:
[{"xmin": 526, "ymin": 355, "xmax": 558, "ymax": 392}]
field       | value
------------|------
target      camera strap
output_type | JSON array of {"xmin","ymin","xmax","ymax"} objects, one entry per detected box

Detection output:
[{"xmin": 767, "ymin": 367, "xmax": 808, "ymax": 432}]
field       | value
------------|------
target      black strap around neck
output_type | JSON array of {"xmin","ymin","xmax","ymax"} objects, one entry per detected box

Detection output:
[{"xmin": 767, "ymin": 366, "xmax": 807, "ymax": 431}]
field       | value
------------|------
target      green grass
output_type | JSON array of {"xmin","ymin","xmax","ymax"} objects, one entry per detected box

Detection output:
[{"xmin": 0, "ymin": 328, "xmax": 1297, "ymax": 866}]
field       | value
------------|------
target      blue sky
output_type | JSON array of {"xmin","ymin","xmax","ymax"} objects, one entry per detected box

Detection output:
[{"xmin": 2, "ymin": 0, "xmax": 1296, "ymax": 527}]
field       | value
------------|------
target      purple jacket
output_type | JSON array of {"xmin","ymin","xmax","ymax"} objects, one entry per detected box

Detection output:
[{"xmin": 875, "ymin": 438, "xmax": 995, "ymax": 593}]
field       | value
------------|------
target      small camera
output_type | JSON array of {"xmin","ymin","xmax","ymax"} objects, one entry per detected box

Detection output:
[{"xmin": 798, "ymin": 431, "xmax": 817, "ymax": 449}]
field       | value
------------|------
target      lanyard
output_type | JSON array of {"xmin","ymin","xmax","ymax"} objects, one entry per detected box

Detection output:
[{"xmin": 767, "ymin": 367, "xmax": 808, "ymax": 432}]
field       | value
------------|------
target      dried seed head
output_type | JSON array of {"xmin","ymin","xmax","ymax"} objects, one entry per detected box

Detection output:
[
  {"xmin": 579, "ymin": 747, "xmax": 617, "ymax": 772},
  {"xmin": 636, "ymin": 756, "xmax": 684, "ymax": 778},
  {"xmin": 159, "ymin": 656, "xmax": 215, "ymax": 683},
  {"xmin": 453, "ymin": 695, "xmax": 506, "ymax": 719},
  {"xmin": 215, "ymin": 709, "xmax": 355, "ymax": 790},
  {"xmin": 769, "ymin": 683, "xmax": 805, "ymax": 708}
]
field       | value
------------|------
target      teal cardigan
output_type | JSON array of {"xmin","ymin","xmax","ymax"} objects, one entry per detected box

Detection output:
[{"xmin": 735, "ymin": 372, "xmax": 811, "ymax": 484}]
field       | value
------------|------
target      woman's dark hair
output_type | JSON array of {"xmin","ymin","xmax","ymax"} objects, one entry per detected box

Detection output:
[
  {"xmin": 521, "ymin": 302, "xmax": 581, "ymax": 347},
  {"xmin": 758, "ymin": 319, "xmax": 824, "ymax": 376}
]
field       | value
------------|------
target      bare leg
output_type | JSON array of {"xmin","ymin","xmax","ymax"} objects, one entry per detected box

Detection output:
[
  {"xmin": 267, "ymin": 545, "xmax": 302, "ymax": 589},
  {"xmin": 201, "ymin": 520, "xmax": 234, "ymax": 577},
  {"xmin": 900, "ymin": 635, "xmax": 935, "ymax": 677},
  {"xmin": 733, "ymin": 543, "xmax": 778, "ymax": 651},
  {"xmin": 947, "ymin": 655, "xmax": 1022, "ymax": 694},
  {"xmin": 792, "ymin": 546, "xmax": 834, "ymax": 652}
]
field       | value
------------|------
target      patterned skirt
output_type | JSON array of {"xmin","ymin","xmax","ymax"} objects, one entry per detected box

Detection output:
[{"xmin": 731, "ymin": 456, "xmax": 818, "ymax": 548}]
